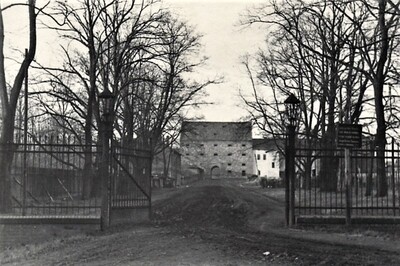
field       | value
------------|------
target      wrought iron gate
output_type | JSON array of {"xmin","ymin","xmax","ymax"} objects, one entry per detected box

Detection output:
[
  {"xmin": 289, "ymin": 139, "xmax": 400, "ymax": 224},
  {"xmin": 1, "ymin": 137, "xmax": 152, "ymax": 226}
]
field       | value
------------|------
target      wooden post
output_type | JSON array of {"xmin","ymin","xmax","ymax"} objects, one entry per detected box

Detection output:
[{"xmin": 345, "ymin": 148, "xmax": 352, "ymax": 225}]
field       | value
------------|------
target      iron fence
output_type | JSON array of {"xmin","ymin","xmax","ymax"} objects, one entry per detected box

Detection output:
[
  {"xmin": 111, "ymin": 145, "xmax": 151, "ymax": 209},
  {"xmin": 1, "ymin": 135, "xmax": 152, "ymax": 219},
  {"xmin": 294, "ymin": 138, "xmax": 400, "ymax": 218},
  {"xmin": 5, "ymin": 139, "xmax": 101, "ymax": 217}
]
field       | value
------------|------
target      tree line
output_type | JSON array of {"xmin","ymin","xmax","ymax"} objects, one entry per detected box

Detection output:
[
  {"xmin": 242, "ymin": 0, "xmax": 400, "ymax": 195},
  {"xmin": 0, "ymin": 0, "xmax": 215, "ymax": 212}
]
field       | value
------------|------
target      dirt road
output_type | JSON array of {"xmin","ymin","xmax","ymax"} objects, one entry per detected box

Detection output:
[{"xmin": 1, "ymin": 179, "xmax": 400, "ymax": 265}]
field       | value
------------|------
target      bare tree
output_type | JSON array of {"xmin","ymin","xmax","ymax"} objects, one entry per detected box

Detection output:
[
  {"xmin": 0, "ymin": 0, "xmax": 39, "ymax": 212},
  {"xmin": 241, "ymin": 0, "xmax": 399, "ymax": 192},
  {"xmin": 35, "ymin": 0, "xmax": 164, "ymax": 198},
  {"xmin": 116, "ymin": 13, "xmax": 217, "ymax": 156}
]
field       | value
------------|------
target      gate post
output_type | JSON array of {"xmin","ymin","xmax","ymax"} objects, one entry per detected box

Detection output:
[
  {"xmin": 100, "ymin": 132, "xmax": 111, "ymax": 231},
  {"xmin": 99, "ymin": 88, "xmax": 115, "ymax": 231},
  {"xmin": 288, "ymin": 125, "xmax": 296, "ymax": 226},
  {"xmin": 284, "ymin": 93, "xmax": 300, "ymax": 227},
  {"xmin": 344, "ymin": 148, "xmax": 352, "ymax": 225},
  {"xmin": 285, "ymin": 146, "xmax": 289, "ymax": 226}
]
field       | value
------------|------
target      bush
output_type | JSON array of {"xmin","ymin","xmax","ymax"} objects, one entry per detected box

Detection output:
[{"xmin": 259, "ymin": 177, "xmax": 282, "ymax": 188}]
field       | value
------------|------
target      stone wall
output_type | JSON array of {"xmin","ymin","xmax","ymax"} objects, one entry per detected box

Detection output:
[{"xmin": 180, "ymin": 121, "xmax": 256, "ymax": 179}]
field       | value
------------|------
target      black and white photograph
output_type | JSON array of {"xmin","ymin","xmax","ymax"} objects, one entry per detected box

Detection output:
[{"xmin": 0, "ymin": 0, "xmax": 400, "ymax": 265}]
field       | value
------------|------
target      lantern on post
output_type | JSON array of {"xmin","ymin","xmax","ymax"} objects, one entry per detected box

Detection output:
[
  {"xmin": 98, "ymin": 87, "xmax": 114, "ymax": 231},
  {"xmin": 283, "ymin": 93, "xmax": 300, "ymax": 227},
  {"xmin": 99, "ymin": 87, "xmax": 114, "ymax": 126},
  {"xmin": 284, "ymin": 93, "xmax": 300, "ymax": 127}
]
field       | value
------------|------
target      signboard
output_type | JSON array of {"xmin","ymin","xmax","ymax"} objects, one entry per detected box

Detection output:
[{"xmin": 337, "ymin": 124, "xmax": 362, "ymax": 148}]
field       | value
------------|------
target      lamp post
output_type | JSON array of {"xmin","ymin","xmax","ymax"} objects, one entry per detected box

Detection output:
[
  {"xmin": 99, "ymin": 87, "xmax": 114, "ymax": 230},
  {"xmin": 284, "ymin": 93, "xmax": 300, "ymax": 227}
]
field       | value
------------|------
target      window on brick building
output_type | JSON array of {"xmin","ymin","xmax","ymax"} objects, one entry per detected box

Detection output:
[
  {"xmin": 242, "ymin": 153, "xmax": 246, "ymax": 156},
  {"xmin": 228, "ymin": 153, "xmax": 232, "ymax": 156},
  {"xmin": 241, "ymin": 170, "xmax": 246, "ymax": 176},
  {"xmin": 227, "ymin": 170, "xmax": 232, "ymax": 174},
  {"xmin": 228, "ymin": 144, "xmax": 232, "ymax": 147},
  {"xmin": 214, "ymin": 144, "xmax": 218, "ymax": 146},
  {"xmin": 242, "ymin": 144, "xmax": 246, "ymax": 147},
  {"xmin": 228, "ymin": 163, "xmax": 232, "ymax": 166},
  {"xmin": 242, "ymin": 163, "xmax": 246, "ymax": 166},
  {"xmin": 214, "ymin": 153, "xmax": 218, "ymax": 156}
]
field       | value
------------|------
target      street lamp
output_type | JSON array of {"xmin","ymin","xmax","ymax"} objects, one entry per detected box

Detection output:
[
  {"xmin": 98, "ymin": 87, "xmax": 114, "ymax": 231},
  {"xmin": 99, "ymin": 87, "xmax": 114, "ymax": 126},
  {"xmin": 284, "ymin": 93, "xmax": 300, "ymax": 127},
  {"xmin": 284, "ymin": 93, "xmax": 300, "ymax": 227}
]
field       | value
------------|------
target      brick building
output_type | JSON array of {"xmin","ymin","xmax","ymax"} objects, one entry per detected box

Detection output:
[{"xmin": 180, "ymin": 121, "xmax": 256, "ymax": 179}]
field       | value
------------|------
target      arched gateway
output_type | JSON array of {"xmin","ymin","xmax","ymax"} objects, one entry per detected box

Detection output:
[{"xmin": 210, "ymin": 166, "xmax": 221, "ymax": 179}]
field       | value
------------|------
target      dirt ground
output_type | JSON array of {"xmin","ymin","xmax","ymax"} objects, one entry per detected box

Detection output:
[{"xmin": 1, "ymin": 179, "xmax": 400, "ymax": 265}]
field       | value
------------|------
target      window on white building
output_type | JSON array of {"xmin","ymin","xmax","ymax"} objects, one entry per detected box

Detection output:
[
  {"xmin": 263, "ymin": 154, "xmax": 266, "ymax": 160},
  {"xmin": 272, "ymin": 162, "xmax": 275, "ymax": 168},
  {"xmin": 257, "ymin": 154, "xmax": 260, "ymax": 160}
]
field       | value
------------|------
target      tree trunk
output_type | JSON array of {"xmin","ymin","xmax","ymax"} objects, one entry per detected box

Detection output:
[
  {"xmin": 301, "ymin": 150, "xmax": 313, "ymax": 190},
  {"xmin": 373, "ymin": 0, "xmax": 389, "ymax": 197},
  {"xmin": 319, "ymin": 92, "xmax": 339, "ymax": 192},
  {"xmin": 0, "ymin": 113, "xmax": 14, "ymax": 212},
  {"xmin": 364, "ymin": 140, "xmax": 374, "ymax": 196},
  {"xmin": 0, "ymin": 0, "xmax": 36, "ymax": 212}
]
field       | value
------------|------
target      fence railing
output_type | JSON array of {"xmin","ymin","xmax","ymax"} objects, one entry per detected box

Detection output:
[
  {"xmin": 5, "ymin": 142, "xmax": 101, "ymax": 217},
  {"xmin": 1, "ymin": 136, "xmax": 152, "ymax": 219},
  {"xmin": 111, "ymin": 146, "xmax": 152, "ymax": 209},
  {"xmin": 294, "ymin": 138, "xmax": 400, "ymax": 219}
]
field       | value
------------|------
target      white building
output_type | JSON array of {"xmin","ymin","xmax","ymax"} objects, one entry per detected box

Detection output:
[{"xmin": 253, "ymin": 139, "xmax": 283, "ymax": 180}]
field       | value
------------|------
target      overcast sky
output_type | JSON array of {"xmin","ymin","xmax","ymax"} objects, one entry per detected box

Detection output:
[
  {"xmin": 164, "ymin": 0, "xmax": 266, "ymax": 121},
  {"xmin": 2, "ymin": 0, "xmax": 267, "ymax": 122}
]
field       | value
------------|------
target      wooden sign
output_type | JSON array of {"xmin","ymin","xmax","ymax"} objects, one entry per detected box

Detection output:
[{"xmin": 337, "ymin": 124, "xmax": 362, "ymax": 148}]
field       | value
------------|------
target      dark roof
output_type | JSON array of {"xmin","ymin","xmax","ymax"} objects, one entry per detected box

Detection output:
[
  {"xmin": 252, "ymin": 138, "xmax": 283, "ymax": 151},
  {"xmin": 181, "ymin": 121, "xmax": 252, "ymax": 142}
]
